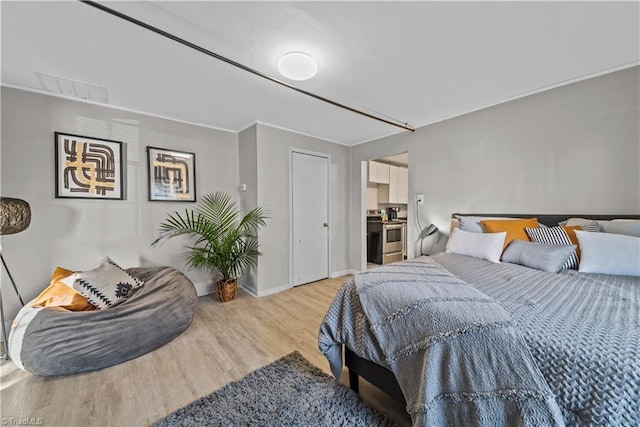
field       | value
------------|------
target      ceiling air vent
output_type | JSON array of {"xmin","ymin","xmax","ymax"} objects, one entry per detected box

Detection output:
[{"xmin": 36, "ymin": 72, "xmax": 108, "ymax": 103}]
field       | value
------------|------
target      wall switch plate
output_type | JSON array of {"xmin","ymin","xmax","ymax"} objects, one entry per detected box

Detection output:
[{"xmin": 416, "ymin": 194, "xmax": 424, "ymax": 204}]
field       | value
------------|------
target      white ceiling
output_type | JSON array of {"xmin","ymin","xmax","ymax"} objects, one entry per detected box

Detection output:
[{"xmin": 2, "ymin": 1, "xmax": 638, "ymax": 146}]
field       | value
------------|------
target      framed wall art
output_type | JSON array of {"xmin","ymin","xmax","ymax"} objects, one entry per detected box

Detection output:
[
  {"xmin": 55, "ymin": 132, "xmax": 124, "ymax": 200},
  {"xmin": 147, "ymin": 146, "xmax": 196, "ymax": 202}
]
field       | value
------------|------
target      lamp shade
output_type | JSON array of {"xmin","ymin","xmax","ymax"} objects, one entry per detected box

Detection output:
[
  {"xmin": 0, "ymin": 198, "xmax": 31, "ymax": 235},
  {"xmin": 424, "ymin": 223, "xmax": 439, "ymax": 237}
]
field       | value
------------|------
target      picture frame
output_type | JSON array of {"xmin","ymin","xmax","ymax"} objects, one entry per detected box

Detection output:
[
  {"xmin": 147, "ymin": 146, "xmax": 196, "ymax": 202},
  {"xmin": 55, "ymin": 132, "xmax": 124, "ymax": 200}
]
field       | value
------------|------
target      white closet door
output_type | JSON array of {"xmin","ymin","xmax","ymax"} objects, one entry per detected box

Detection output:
[{"xmin": 292, "ymin": 151, "xmax": 329, "ymax": 285}]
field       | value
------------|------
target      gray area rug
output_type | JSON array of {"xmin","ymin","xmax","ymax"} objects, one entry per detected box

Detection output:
[{"xmin": 153, "ymin": 351, "xmax": 397, "ymax": 426}]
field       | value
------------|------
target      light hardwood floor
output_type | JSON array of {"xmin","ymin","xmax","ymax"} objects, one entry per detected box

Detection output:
[{"xmin": 1, "ymin": 276, "xmax": 410, "ymax": 426}]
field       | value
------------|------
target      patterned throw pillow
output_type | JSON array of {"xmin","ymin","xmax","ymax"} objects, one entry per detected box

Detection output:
[
  {"xmin": 525, "ymin": 226, "xmax": 579, "ymax": 270},
  {"xmin": 65, "ymin": 257, "xmax": 144, "ymax": 309}
]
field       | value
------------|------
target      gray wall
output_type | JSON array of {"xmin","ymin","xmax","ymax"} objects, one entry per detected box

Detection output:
[
  {"xmin": 2, "ymin": 65, "xmax": 637, "ymax": 326},
  {"xmin": 255, "ymin": 123, "xmax": 351, "ymax": 295},
  {"xmin": 0, "ymin": 87, "xmax": 238, "ymax": 326},
  {"xmin": 350, "ymin": 66, "xmax": 640, "ymax": 269}
]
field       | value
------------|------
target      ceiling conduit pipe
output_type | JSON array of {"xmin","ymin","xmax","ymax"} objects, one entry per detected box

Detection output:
[{"xmin": 80, "ymin": 0, "xmax": 415, "ymax": 133}]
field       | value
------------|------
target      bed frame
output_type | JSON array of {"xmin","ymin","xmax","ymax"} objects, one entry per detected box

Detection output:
[{"xmin": 346, "ymin": 213, "xmax": 640, "ymax": 405}]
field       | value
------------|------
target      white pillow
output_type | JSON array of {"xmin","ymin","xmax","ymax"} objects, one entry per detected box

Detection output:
[
  {"xmin": 445, "ymin": 228, "xmax": 506, "ymax": 263},
  {"xmin": 600, "ymin": 220, "xmax": 640, "ymax": 237},
  {"xmin": 575, "ymin": 230, "xmax": 640, "ymax": 277}
]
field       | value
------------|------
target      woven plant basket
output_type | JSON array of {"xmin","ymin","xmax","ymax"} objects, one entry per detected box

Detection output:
[{"xmin": 216, "ymin": 279, "xmax": 238, "ymax": 302}]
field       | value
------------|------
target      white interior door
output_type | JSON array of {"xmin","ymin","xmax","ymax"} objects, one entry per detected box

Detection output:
[{"xmin": 292, "ymin": 151, "xmax": 329, "ymax": 285}]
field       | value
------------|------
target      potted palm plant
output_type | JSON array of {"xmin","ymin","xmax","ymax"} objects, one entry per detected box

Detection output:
[{"xmin": 152, "ymin": 192, "xmax": 268, "ymax": 302}]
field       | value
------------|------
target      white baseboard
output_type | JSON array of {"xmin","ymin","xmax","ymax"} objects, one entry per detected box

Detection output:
[
  {"xmin": 238, "ymin": 283, "xmax": 292, "ymax": 298},
  {"xmin": 239, "ymin": 284, "xmax": 258, "ymax": 298},
  {"xmin": 216, "ymin": 273, "xmax": 357, "ymax": 300},
  {"xmin": 255, "ymin": 283, "xmax": 293, "ymax": 297},
  {"xmin": 249, "ymin": 273, "xmax": 356, "ymax": 298},
  {"xmin": 330, "ymin": 269, "xmax": 359, "ymax": 278},
  {"xmin": 196, "ymin": 281, "xmax": 291, "ymax": 298}
]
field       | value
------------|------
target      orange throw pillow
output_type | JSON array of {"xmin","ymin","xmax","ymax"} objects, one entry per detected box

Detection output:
[
  {"xmin": 563, "ymin": 225, "xmax": 583, "ymax": 258},
  {"xmin": 30, "ymin": 267, "xmax": 95, "ymax": 311},
  {"xmin": 481, "ymin": 218, "xmax": 540, "ymax": 249}
]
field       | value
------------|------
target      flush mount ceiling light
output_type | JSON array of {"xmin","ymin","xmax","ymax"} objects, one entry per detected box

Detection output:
[
  {"xmin": 81, "ymin": 1, "xmax": 414, "ymax": 132},
  {"xmin": 277, "ymin": 52, "xmax": 318, "ymax": 81}
]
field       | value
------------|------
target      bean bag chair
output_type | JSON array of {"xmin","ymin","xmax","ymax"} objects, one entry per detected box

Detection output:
[{"xmin": 8, "ymin": 266, "xmax": 197, "ymax": 376}]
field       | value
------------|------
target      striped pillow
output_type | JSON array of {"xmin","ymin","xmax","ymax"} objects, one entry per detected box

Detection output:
[{"xmin": 525, "ymin": 226, "xmax": 579, "ymax": 270}]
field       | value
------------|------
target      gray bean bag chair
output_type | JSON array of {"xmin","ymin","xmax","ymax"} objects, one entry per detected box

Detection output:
[{"xmin": 9, "ymin": 267, "xmax": 197, "ymax": 376}]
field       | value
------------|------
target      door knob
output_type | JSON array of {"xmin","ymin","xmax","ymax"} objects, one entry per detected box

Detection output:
[{"xmin": 323, "ymin": 223, "xmax": 328, "ymax": 227}]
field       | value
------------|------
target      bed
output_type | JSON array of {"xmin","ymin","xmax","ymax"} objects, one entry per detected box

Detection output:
[{"xmin": 319, "ymin": 214, "xmax": 639, "ymax": 426}]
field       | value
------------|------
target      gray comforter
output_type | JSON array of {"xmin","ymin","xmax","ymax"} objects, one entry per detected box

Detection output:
[{"xmin": 319, "ymin": 254, "xmax": 640, "ymax": 426}]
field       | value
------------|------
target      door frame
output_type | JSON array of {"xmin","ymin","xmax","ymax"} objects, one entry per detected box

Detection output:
[
  {"xmin": 360, "ymin": 160, "xmax": 368, "ymax": 272},
  {"xmin": 360, "ymin": 153, "xmax": 410, "ymax": 271},
  {"xmin": 289, "ymin": 148, "xmax": 332, "ymax": 287}
]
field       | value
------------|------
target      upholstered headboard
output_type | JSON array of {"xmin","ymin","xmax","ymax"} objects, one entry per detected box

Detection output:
[{"xmin": 451, "ymin": 213, "xmax": 640, "ymax": 227}]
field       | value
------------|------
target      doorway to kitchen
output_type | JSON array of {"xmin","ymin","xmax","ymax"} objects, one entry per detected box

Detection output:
[
  {"xmin": 362, "ymin": 152, "xmax": 409, "ymax": 270},
  {"xmin": 290, "ymin": 149, "xmax": 330, "ymax": 286}
]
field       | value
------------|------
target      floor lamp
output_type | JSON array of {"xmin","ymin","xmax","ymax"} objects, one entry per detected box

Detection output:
[{"xmin": 0, "ymin": 197, "xmax": 30, "ymax": 360}]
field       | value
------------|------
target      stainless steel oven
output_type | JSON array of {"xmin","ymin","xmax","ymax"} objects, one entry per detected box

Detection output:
[
  {"xmin": 382, "ymin": 222, "xmax": 405, "ymax": 264},
  {"xmin": 383, "ymin": 223, "xmax": 403, "ymax": 254},
  {"xmin": 367, "ymin": 219, "xmax": 406, "ymax": 265}
]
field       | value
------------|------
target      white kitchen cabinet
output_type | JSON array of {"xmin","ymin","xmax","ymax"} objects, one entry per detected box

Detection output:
[
  {"xmin": 378, "ymin": 165, "xmax": 408, "ymax": 204},
  {"xmin": 378, "ymin": 165, "xmax": 398, "ymax": 203},
  {"xmin": 398, "ymin": 166, "xmax": 408, "ymax": 204},
  {"xmin": 366, "ymin": 184, "xmax": 379, "ymax": 209},
  {"xmin": 368, "ymin": 161, "xmax": 390, "ymax": 184}
]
